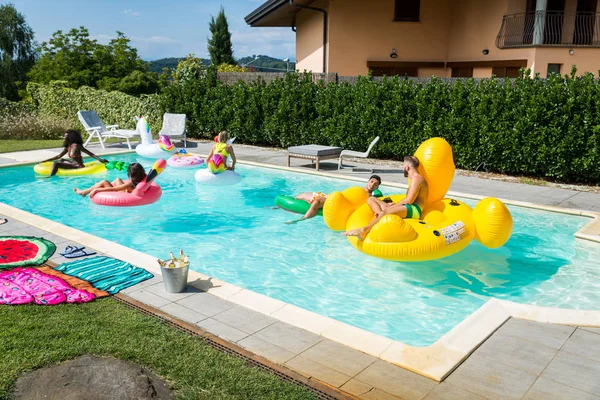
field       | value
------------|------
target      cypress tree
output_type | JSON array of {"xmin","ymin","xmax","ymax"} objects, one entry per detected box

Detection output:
[{"xmin": 207, "ymin": 7, "xmax": 235, "ymax": 66}]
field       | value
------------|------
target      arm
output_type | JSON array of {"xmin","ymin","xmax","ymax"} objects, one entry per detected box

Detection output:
[
  {"xmin": 206, "ymin": 145, "xmax": 215, "ymax": 162},
  {"xmin": 90, "ymin": 182, "xmax": 132, "ymax": 198},
  {"xmin": 81, "ymin": 146, "xmax": 108, "ymax": 163},
  {"xmin": 227, "ymin": 146, "xmax": 236, "ymax": 170},
  {"xmin": 40, "ymin": 149, "xmax": 67, "ymax": 163}
]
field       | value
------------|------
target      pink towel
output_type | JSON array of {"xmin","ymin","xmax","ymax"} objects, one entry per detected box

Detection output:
[{"xmin": 0, "ymin": 267, "xmax": 95, "ymax": 305}]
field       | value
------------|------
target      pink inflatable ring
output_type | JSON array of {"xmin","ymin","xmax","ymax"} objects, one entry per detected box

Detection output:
[
  {"xmin": 91, "ymin": 159, "xmax": 167, "ymax": 207},
  {"xmin": 167, "ymin": 151, "xmax": 205, "ymax": 168}
]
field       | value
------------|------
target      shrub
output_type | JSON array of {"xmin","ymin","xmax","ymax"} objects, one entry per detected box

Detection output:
[{"xmin": 0, "ymin": 97, "xmax": 69, "ymax": 139}]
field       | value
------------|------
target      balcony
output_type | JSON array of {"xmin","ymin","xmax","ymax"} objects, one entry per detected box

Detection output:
[{"xmin": 496, "ymin": 11, "xmax": 600, "ymax": 49}]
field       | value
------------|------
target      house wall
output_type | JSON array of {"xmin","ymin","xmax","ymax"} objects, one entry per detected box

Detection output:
[
  {"xmin": 327, "ymin": 0, "xmax": 453, "ymax": 76},
  {"xmin": 295, "ymin": 0, "xmax": 329, "ymax": 73},
  {"xmin": 530, "ymin": 47, "xmax": 600, "ymax": 76}
]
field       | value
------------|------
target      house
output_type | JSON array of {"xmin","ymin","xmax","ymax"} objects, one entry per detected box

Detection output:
[{"xmin": 245, "ymin": 0, "xmax": 600, "ymax": 78}]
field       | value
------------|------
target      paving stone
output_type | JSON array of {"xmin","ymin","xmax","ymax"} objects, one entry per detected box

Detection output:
[
  {"xmin": 495, "ymin": 318, "xmax": 574, "ymax": 349},
  {"xmin": 423, "ymin": 382, "xmax": 486, "ymax": 400},
  {"xmin": 541, "ymin": 349, "xmax": 600, "ymax": 396},
  {"xmin": 175, "ymin": 292, "xmax": 235, "ymax": 317},
  {"xmin": 580, "ymin": 327, "xmax": 600, "ymax": 335},
  {"xmin": 559, "ymin": 192, "xmax": 600, "ymax": 211},
  {"xmin": 143, "ymin": 282, "xmax": 199, "ymax": 302},
  {"xmin": 299, "ymin": 339, "xmax": 376, "ymax": 377},
  {"xmin": 359, "ymin": 388, "xmax": 403, "ymax": 400},
  {"xmin": 120, "ymin": 275, "xmax": 163, "ymax": 294},
  {"xmin": 354, "ymin": 360, "xmax": 436, "ymax": 400},
  {"xmin": 339, "ymin": 379, "xmax": 373, "ymax": 397},
  {"xmin": 473, "ymin": 333, "xmax": 558, "ymax": 375},
  {"xmin": 285, "ymin": 354, "xmax": 351, "ymax": 388},
  {"xmin": 523, "ymin": 377, "xmax": 600, "ymax": 400},
  {"xmin": 196, "ymin": 318, "xmax": 248, "ymax": 342},
  {"xmin": 212, "ymin": 305, "xmax": 277, "ymax": 334},
  {"xmin": 251, "ymin": 322, "xmax": 322, "ymax": 354},
  {"xmin": 159, "ymin": 302, "xmax": 208, "ymax": 325},
  {"xmin": 125, "ymin": 288, "xmax": 172, "ymax": 309},
  {"xmin": 445, "ymin": 352, "xmax": 538, "ymax": 400},
  {"xmin": 237, "ymin": 335, "xmax": 297, "ymax": 364},
  {"xmin": 561, "ymin": 328, "xmax": 600, "ymax": 361}
]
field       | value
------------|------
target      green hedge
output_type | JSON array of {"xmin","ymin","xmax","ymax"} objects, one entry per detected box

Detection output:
[
  {"xmin": 28, "ymin": 71, "xmax": 600, "ymax": 183},
  {"xmin": 0, "ymin": 97, "xmax": 70, "ymax": 140},
  {"xmin": 27, "ymin": 81, "xmax": 160, "ymax": 132}
]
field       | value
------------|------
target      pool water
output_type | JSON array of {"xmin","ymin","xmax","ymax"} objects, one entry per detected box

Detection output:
[{"xmin": 1, "ymin": 154, "xmax": 600, "ymax": 346}]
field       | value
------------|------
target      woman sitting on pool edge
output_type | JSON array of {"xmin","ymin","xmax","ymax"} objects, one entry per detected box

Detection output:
[
  {"xmin": 73, "ymin": 163, "xmax": 146, "ymax": 198},
  {"xmin": 40, "ymin": 130, "xmax": 109, "ymax": 177},
  {"xmin": 285, "ymin": 175, "xmax": 382, "ymax": 224}
]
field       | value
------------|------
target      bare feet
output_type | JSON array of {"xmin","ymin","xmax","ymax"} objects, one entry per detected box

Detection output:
[
  {"xmin": 342, "ymin": 228, "xmax": 367, "ymax": 239},
  {"xmin": 73, "ymin": 188, "xmax": 87, "ymax": 197}
]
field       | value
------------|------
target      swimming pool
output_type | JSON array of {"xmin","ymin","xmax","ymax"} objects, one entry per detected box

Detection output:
[{"xmin": 1, "ymin": 154, "xmax": 600, "ymax": 346}]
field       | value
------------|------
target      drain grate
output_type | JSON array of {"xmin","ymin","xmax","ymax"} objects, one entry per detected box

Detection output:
[{"xmin": 113, "ymin": 294, "xmax": 355, "ymax": 400}]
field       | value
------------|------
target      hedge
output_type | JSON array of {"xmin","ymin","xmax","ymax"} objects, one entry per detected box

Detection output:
[
  {"xmin": 28, "ymin": 71, "xmax": 600, "ymax": 183},
  {"xmin": 27, "ymin": 81, "xmax": 161, "ymax": 132}
]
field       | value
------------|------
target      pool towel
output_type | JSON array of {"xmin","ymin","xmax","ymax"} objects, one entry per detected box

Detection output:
[
  {"xmin": 55, "ymin": 256, "xmax": 153, "ymax": 295},
  {"xmin": 0, "ymin": 267, "xmax": 96, "ymax": 305},
  {"xmin": 60, "ymin": 245, "xmax": 97, "ymax": 259}
]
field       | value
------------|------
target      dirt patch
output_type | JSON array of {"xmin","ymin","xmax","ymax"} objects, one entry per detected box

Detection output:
[{"xmin": 11, "ymin": 355, "xmax": 172, "ymax": 400}]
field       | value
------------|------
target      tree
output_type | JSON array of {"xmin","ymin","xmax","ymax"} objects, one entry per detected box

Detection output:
[
  {"xmin": 0, "ymin": 3, "xmax": 36, "ymax": 100},
  {"xmin": 28, "ymin": 27, "xmax": 158, "ymax": 95},
  {"xmin": 207, "ymin": 7, "xmax": 235, "ymax": 66}
]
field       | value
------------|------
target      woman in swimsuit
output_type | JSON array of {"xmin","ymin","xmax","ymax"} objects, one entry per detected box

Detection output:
[
  {"xmin": 73, "ymin": 163, "xmax": 147, "ymax": 198},
  {"xmin": 40, "ymin": 130, "xmax": 109, "ymax": 177},
  {"xmin": 205, "ymin": 130, "xmax": 237, "ymax": 171}
]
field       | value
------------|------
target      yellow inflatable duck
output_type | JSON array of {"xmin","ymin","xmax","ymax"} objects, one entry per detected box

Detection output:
[{"xmin": 323, "ymin": 137, "xmax": 514, "ymax": 262}]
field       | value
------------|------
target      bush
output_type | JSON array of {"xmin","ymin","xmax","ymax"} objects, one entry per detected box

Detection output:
[
  {"xmin": 0, "ymin": 97, "xmax": 69, "ymax": 139},
  {"xmin": 27, "ymin": 81, "xmax": 160, "ymax": 132}
]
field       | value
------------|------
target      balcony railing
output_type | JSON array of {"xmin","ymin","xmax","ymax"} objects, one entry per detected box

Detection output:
[{"xmin": 496, "ymin": 11, "xmax": 600, "ymax": 48}]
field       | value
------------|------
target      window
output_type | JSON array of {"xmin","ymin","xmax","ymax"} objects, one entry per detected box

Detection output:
[
  {"xmin": 492, "ymin": 67, "xmax": 521, "ymax": 78},
  {"xmin": 451, "ymin": 67, "xmax": 473, "ymax": 78},
  {"xmin": 547, "ymin": 64, "xmax": 562, "ymax": 77},
  {"xmin": 395, "ymin": 0, "xmax": 420, "ymax": 22}
]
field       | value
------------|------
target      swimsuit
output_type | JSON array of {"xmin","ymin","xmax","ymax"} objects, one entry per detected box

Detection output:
[
  {"xmin": 214, "ymin": 142, "xmax": 229, "ymax": 157},
  {"xmin": 405, "ymin": 203, "xmax": 422, "ymax": 219},
  {"xmin": 309, "ymin": 192, "xmax": 327, "ymax": 204}
]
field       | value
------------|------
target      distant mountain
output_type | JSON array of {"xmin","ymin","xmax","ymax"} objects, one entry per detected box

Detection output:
[
  {"xmin": 148, "ymin": 57, "xmax": 210, "ymax": 73},
  {"xmin": 148, "ymin": 55, "xmax": 295, "ymax": 74}
]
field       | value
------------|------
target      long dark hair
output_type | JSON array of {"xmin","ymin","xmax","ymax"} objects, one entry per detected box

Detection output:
[
  {"xmin": 127, "ymin": 163, "xmax": 147, "ymax": 187},
  {"xmin": 63, "ymin": 129, "xmax": 83, "ymax": 147}
]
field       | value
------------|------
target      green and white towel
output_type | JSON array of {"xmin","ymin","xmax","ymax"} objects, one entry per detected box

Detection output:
[{"xmin": 55, "ymin": 256, "xmax": 153, "ymax": 294}]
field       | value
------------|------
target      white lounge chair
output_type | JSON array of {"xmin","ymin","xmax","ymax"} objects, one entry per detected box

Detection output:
[
  {"xmin": 337, "ymin": 136, "xmax": 380, "ymax": 172},
  {"xmin": 78, "ymin": 111, "xmax": 140, "ymax": 150},
  {"xmin": 158, "ymin": 113, "xmax": 187, "ymax": 147}
]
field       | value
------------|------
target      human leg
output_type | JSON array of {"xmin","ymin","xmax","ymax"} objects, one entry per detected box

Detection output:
[
  {"xmin": 285, "ymin": 196, "xmax": 326, "ymax": 224},
  {"xmin": 343, "ymin": 203, "xmax": 408, "ymax": 239},
  {"xmin": 367, "ymin": 197, "xmax": 387, "ymax": 216},
  {"xmin": 74, "ymin": 180, "xmax": 113, "ymax": 197},
  {"xmin": 295, "ymin": 192, "xmax": 314, "ymax": 202},
  {"xmin": 50, "ymin": 161, "xmax": 80, "ymax": 177}
]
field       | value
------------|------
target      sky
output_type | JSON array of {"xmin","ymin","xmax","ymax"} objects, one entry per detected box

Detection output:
[{"xmin": 5, "ymin": 0, "xmax": 296, "ymax": 61}]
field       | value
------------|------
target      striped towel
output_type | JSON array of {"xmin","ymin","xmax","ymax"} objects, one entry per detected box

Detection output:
[{"xmin": 55, "ymin": 256, "xmax": 153, "ymax": 295}]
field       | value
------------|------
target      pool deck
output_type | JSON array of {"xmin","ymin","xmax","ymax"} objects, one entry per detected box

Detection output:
[{"xmin": 2, "ymin": 142, "xmax": 600, "ymax": 400}]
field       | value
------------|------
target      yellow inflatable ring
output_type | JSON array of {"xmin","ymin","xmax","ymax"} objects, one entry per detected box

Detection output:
[{"xmin": 33, "ymin": 161, "xmax": 107, "ymax": 176}]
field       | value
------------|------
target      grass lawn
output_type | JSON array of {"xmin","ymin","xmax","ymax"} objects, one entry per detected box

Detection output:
[
  {"xmin": 0, "ymin": 298, "xmax": 317, "ymax": 400},
  {"xmin": 0, "ymin": 140, "xmax": 65, "ymax": 153}
]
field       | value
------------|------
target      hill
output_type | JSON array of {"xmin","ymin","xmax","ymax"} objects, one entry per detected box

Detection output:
[{"xmin": 149, "ymin": 55, "xmax": 295, "ymax": 73}]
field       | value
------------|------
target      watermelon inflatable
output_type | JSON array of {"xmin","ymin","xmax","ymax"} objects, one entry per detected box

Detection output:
[{"xmin": 0, "ymin": 236, "xmax": 56, "ymax": 269}]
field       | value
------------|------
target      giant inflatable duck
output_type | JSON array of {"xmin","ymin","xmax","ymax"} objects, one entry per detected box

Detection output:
[
  {"xmin": 323, "ymin": 137, "xmax": 513, "ymax": 262},
  {"xmin": 135, "ymin": 116, "xmax": 176, "ymax": 159}
]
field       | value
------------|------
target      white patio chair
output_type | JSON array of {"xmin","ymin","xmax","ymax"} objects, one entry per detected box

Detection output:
[
  {"xmin": 338, "ymin": 136, "xmax": 380, "ymax": 172},
  {"xmin": 77, "ymin": 110, "xmax": 140, "ymax": 150},
  {"xmin": 158, "ymin": 113, "xmax": 187, "ymax": 147}
]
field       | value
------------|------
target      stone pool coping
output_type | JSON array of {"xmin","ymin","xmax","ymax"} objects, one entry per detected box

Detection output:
[{"xmin": 2, "ymin": 149, "xmax": 600, "ymax": 382}]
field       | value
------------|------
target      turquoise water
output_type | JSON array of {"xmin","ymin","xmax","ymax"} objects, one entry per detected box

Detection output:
[{"xmin": 1, "ymin": 153, "xmax": 600, "ymax": 346}]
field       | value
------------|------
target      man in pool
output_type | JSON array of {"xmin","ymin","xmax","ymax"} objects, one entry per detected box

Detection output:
[
  {"xmin": 285, "ymin": 175, "xmax": 382, "ymax": 224},
  {"xmin": 343, "ymin": 156, "xmax": 428, "ymax": 239}
]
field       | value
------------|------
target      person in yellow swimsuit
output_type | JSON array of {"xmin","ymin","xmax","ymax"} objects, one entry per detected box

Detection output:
[
  {"xmin": 206, "ymin": 130, "xmax": 237, "ymax": 172},
  {"xmin": 343, "ymin": 156, "xmax": 428, "ymax": 239}
]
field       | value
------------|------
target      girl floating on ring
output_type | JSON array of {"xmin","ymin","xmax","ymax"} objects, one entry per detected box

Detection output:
[{"xmin": 205, "ymin": 130, "xmax": 237, "ymax": 172}]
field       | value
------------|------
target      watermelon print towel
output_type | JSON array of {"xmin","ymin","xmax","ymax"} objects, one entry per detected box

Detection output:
[
  {"xmin": 0, "ymin": 236, "xmax": 56, "ymax": 269},
  {"xmin": 55, "ymin": 256, "xmax": 153, "ymax": 295},
  {"xmin": 0, "ymin": 267, "xmax": 95, "ymax": 305}
]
